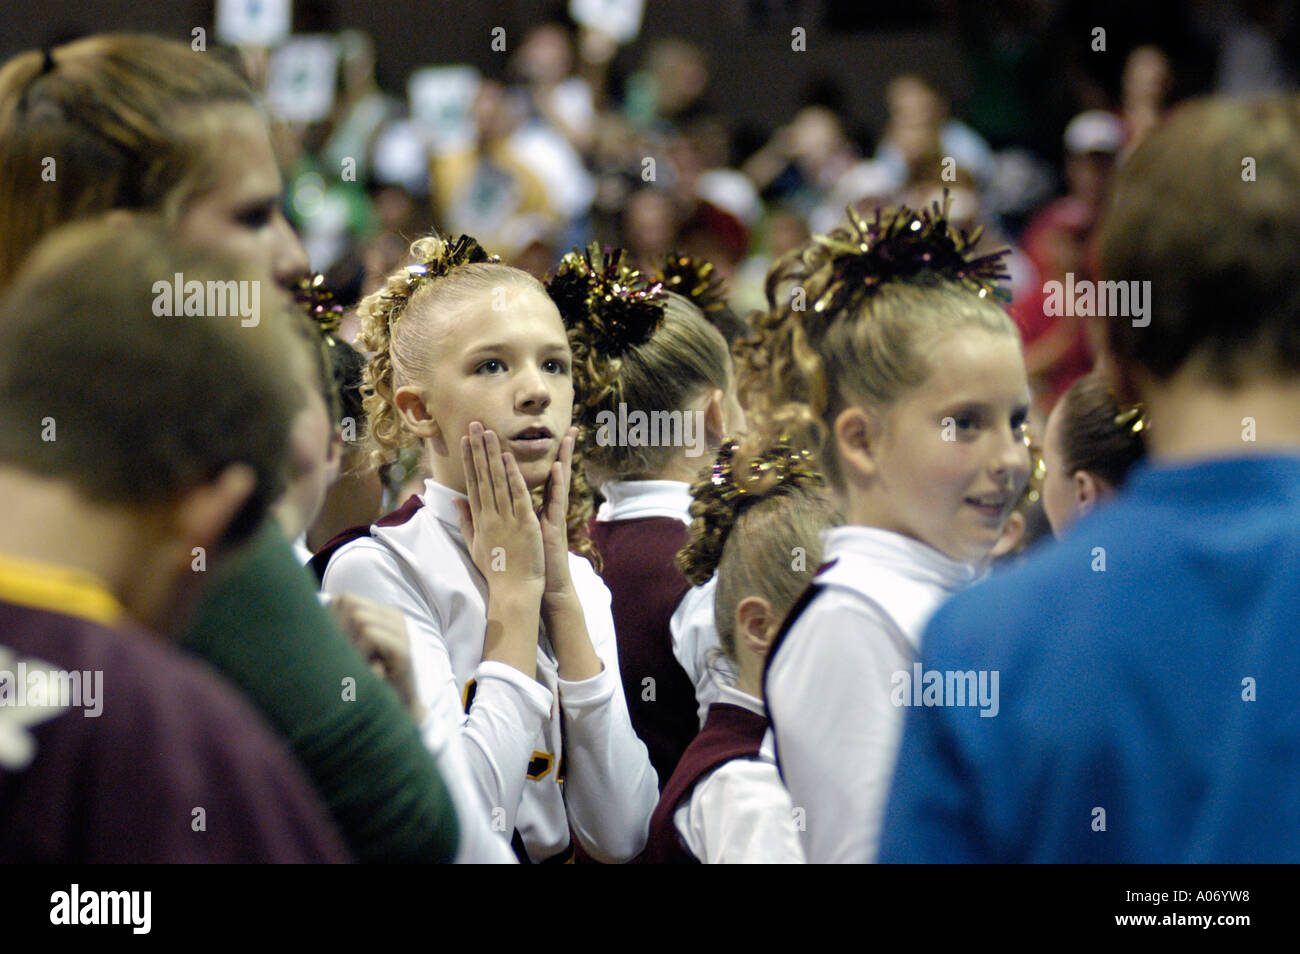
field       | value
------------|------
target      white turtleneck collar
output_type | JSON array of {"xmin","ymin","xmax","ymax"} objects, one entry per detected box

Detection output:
[
  {"xmin": 819, "ymin": 525, "xmax": 982, "ymax": 592},
  {"xmin": 595, "ymin": 480, "xmax": 694, "ymax": 525},
  {"xmin": 813, "ymin": 525, "xmax": 985, "ymax": 648},
  {"xmin": 420, "ymin": 478, "xmax": 470, "ymax": 539}
]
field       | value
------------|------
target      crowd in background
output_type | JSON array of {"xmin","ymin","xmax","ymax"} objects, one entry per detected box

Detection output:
[{"xmin": 257, "ymin": 6, "xmax": 1298, "ymax": 422}]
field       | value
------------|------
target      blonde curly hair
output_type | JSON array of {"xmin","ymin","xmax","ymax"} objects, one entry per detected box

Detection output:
[{"xmin": 356, "ymin": 233, "xmax": 599, "ymax": 568}]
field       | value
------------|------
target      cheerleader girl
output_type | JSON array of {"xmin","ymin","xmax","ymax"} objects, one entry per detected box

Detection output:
[
  {"xmin": 546, "ymin": 247, "xmax": 743, "ymax": 787},
  {"xmin": 643, "ymin": 439, "xmax": 836, "ymax": 863},
  {"xmin": 317, "ymin": 234, "xmax": 658, "ymax": 864},
  {"xmin": 1039, "ymin": 372, "xmax": 1146, "ymax": 537},
  {"xmin": 740, "ymin": 199, "xmax": 1033, "ymax": 862}
]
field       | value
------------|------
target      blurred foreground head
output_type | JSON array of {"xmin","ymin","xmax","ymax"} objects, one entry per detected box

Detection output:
[
  {"xmin": 0, "ymin": 215, "xmax": 303, "ymax": 633},
  {"xmin": 1099, "ymin": 94, "xmax": 1300, "ymax": 390},
  {"xmin": 0, "ymin": 33, "xmax": 307, "ymax": 290}
]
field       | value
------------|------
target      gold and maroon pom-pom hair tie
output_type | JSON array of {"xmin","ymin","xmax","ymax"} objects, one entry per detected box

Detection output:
[
  {"xmin": 701, "ymin": 436, "xmax": 823, "ymax": 509},
  {"xmin": 659, "ymin": 253, "xmax": 728, "ymax": 320},
  {"xmin": 677, "ymin": 436, "xmax": 825, "ymax": 586},
  {"xmin": 294, "ymin": 273, "xmax": 346, "ymax": 346},
  {"xmin": 383, "ymin": 234, "xmax": 499, "ymax": 323},
  {"xmin": 545, "ymin": 242, "xmax": 666, "ymax": 360},
  {"xmin": 808, "ymin": 189, "xmax": 1012, "ymax": 324}
]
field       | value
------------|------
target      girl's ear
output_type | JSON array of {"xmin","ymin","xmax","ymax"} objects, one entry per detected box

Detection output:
[
  {"xmin": 833, "ymin": 405, "xmax": 882, "ymax": 484},
  {"xmin": 735, "ymin": 595, "xmax": 777, "ymax": 659},
  {"xmin": 394, "ymin": 386, "xmax": 441, "ymax": 445},
  {"xmin": 704, "ymin": 388, "xmax": 727, "ymax": 446},
  {"xmin": 1072, "ymin": 469, "xmax": 1109, "ymax": 515}
]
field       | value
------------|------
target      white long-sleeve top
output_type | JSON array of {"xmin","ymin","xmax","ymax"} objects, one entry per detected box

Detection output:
[
  {"xmin": 597, "ymin": 479, "xmax": 726, "ymax": 725},
  {"xmin": 322, "ymin": 479, "xmax": 658, "ymax": 863},
  {"xmin": 672, "ymin": 684, "xmax": 805, "ymax": 864},
  {"xmin": 416, "ymin": 676, "xmax": 518, "ymax": 864},
  {"xmin": 765, "ymin": 526, "xmax": 981, "ymax": 864}
]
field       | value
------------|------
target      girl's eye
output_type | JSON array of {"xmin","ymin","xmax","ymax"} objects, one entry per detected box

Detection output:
[
  {"xmin": 543, "ymin": 358, "xmax": 569, "ymax": 374},
  {"xmin": 476, "ymin": 359, "xmax": 505, "ymax": 374},
  {"xmin": 1011, "ymin": 411, "xmax": 1029, "ymax": 435},
  {"xmin": 954, "ymin": 415, "xmax": 978, "ymax": 432},
  {"xmin": 236, "ymin": 204, "xmax": 274, "ymax": 229}
]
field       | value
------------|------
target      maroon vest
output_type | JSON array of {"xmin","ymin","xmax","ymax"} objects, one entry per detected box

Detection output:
[
  {"xmin": 642, "ymin": 702, "xmax": 770, "ymax": 864},
  {"xmin": 308, "ymin": 493, "xmax": 426, "ymax": 584},
  {"xmin": 588, "ymin": 517, "xmax": 701, "ymax": 790}
]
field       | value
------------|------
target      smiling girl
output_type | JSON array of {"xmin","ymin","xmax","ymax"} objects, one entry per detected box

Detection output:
[
  {"xmin": 741, "ymin": 200, "xmax": 1033, "ymax": 863},
  {"xmin": 317, "ymin": 234, "xmax": 657, "ymax": 863}
]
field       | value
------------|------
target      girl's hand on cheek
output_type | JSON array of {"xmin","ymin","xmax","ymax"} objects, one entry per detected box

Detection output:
[
  {"xmin": 540, "ymin": 427, "xmax": 578, "ymax": 601},
  {"xmin": 452, "ymin": 422, "xmax": 546, "ymax": 597}
]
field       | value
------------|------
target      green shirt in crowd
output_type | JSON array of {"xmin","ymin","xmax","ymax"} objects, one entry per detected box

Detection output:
[{"xmin": 182, "ymin": 521, "xmax": 458, "ymax": 863}]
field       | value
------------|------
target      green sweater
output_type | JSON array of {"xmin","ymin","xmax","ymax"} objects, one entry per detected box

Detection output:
[{"xmin": 182, "ymin": 522, "xmax": 458, "ymax": 862}]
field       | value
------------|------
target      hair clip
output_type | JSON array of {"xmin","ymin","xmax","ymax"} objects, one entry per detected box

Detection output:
[
  {"xmin": 1114, "ymin": 403, "xmax": 1147, "ymax": 435},
  {"xmin": 293, "ymin": 273, "xmax": 345, "ymax": 344}
]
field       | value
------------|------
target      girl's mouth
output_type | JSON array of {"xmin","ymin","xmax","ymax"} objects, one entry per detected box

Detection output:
[
  {"xmin": 509, "ymin": 426, "xmax": 554, "ymax": 456},
  {"xmin": 965, "ymin": 495, "xmax": 1010, "ymax": 521}
]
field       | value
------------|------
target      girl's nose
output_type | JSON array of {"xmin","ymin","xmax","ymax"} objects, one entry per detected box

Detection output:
[
  {"xmin": 517, "ymin": 366, "xmax": 552, "ymax": 409},
  {"xmin": 271, "ymin": 212, "xmax": 311, "ymax": 290},
  {"xmin": 992, "ymin": 428, "xmax": 1032, "ymax": 488}
]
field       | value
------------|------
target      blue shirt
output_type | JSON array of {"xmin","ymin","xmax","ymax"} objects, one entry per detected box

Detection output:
[{"xmin": 878, "ymin": 454, "xmax": 1300, "ymax": 863}]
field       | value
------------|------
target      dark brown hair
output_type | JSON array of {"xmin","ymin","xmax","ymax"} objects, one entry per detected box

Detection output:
[
  {"xmin": 1056, "ymin": 373, "xmax": 1146, "ymax": 488},
  {"xmin": 1099, "ymin": 94, "xmax": 1300, "ymax": 385},
  {"xmin": 0, "ymin": 216, "xmax": 303, "ymax": 546}
]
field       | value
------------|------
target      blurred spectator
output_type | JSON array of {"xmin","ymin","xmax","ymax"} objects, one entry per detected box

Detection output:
[
  {"xmin": 429, "ymin": 79, "xmax": 556, "ymax": 259},
  {"xmin": 513, "ymin": 22, "xmax": 598, "ymax": 153},
  {"xmin": 623, "ymin": 38, "xmax": 711, "ymax": 132},
  {"xmin": 509, "ymin": 23, "xmax": 597, "ymax": 248},
  {"xmin": 1119, "ymin": 46, "xmax": 1173, "ymax": 158},
  {"xmin": 622, "ymin": 186, "xmax": 682, "ymax": 271},
  {"xmin": 875, "ymin": 74, "xmax": 996, "ymax": 196},
  {"xmin": 731, "ymin": 206, "xmax": 811, "ymax": 316},
  {"xmin": 1014, "ymin": 109, "xmax": 1125, "ymax": 414},
  {"xmin": 742, "ymin": 106, "xmax": 864, "ymax": 221},
  {"xmin": 1213, "ymin": 0, "xmax": 1300, "ymax": 92}
]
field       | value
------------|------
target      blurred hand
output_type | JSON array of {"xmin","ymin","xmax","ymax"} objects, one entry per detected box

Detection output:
[{"xmin": 330, "ymin": 592, "xmax": 422, "ymax": 722}]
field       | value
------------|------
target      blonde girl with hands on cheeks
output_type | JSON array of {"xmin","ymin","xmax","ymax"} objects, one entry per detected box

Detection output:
[
  {"xmin": 316, "ymin": 235, "xmax": 657, "ymax": 864},
  {"xmin": 743, "ymin": 198, "xmax": 1033, "ymax": 863}
]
